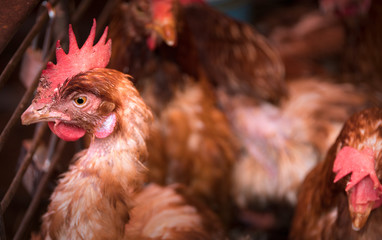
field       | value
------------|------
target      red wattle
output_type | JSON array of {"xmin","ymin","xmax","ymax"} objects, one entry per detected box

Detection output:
[
  {"xmin": 350, "ymin": 177, "xmax": 380, "ymax": 204},
  {"xmin": 147, "ymin": 34, "xmax": 157, "ymax": 51},
  {"xmin": 48, "ymin": 121, "xmax": 86, "ymax": 141}
]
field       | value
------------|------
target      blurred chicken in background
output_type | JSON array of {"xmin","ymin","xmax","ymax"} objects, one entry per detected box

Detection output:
[
  {"xmin": 290, "ymin": 107, "xmax": 382, "ymax": 240},
  {"xmin": 321, "ymin": 0, "xmax": 382, "ymax": 102},
  {"xmin": 109, "ymin": 0, "xmax": 239, "ymax": 225}
]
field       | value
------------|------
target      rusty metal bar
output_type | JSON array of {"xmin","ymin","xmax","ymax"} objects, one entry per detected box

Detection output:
[
  {"xmin": 0, "ymin": 19, "xmax": 60, "ymax": 155},
  {"xmin": 0, "ymin": 207, "xmax": 5, "ymax": 240},
  {"xmin": 0, "ymin": 3, "xmax": 51, "ymax": 89},
  {"xmin": 0, "ymin": 0, "xmax": 42, "ymax": 55},
  {"xmin": 0, "ymin": 77, "xmax": 40, "ymax": 154},
  {"xmin": 13, "ymin": 140, "xmax": 66, "ymax": 240},
  {"xmin": 0, "ymin": 55, "xmax": 48, "ymax": 154},
  {"xmin": 0, "ymin": 123, "xmax": 48, "ymax": 212}
]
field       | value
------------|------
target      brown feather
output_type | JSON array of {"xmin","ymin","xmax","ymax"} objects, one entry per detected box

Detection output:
[
  {"xmin": 125, "ymin": 183, "xmax": 226, "ymax": 240},
  {"xmin": 183, "ymin": 3, "xmax": 286, "ymax": 103}
]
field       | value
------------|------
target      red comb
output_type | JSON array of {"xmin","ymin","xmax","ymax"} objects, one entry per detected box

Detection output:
[
  {"xmin": 151, "ymin": 0, "xmax": 174, "ymax": 22},
  {"xmin": 333, "ymin": 146, "xmax": 381, "ymax": 191},
  {"xmin": 35, "ymin": 19, "xmax": 111, "ymax": 104}
]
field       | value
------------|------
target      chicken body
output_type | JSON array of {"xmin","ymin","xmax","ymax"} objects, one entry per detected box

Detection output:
[
  {"xmin": 22, "ymin": 69, "xmax": 226, "ymax": 239},
  {"xmin": 290, "ymin": 107, "xmax": 382, "ymax": 240},
  {"xmin": 109, "ymin": 0, "xmax": 238, "ymax": 223},
  {"xmin": 224, "ymin": 77, "xmax": 368, "ymax": 210},
  {"xmin": 182, "ymin": 1, "xmax": 287, "ymax": 104}
]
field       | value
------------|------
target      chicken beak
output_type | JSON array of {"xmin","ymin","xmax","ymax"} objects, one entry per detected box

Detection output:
[
  {"xmin": 158, "ymin": 22, "xmax": 176, "ymax": 46},
  {"xmin": 148, "ymin": 0, "xmax": 177, "ymax": 47},
  {"xmin": 348, "ymin": 201, "xmax": 373, "ymax": 231},
  {"xmin": 147, "ymin": 20, "xmax": 177, "ymax": 47},
  {"xmin": 21, "ymin": 103, "xmax": 69, "ymax": 125},
  {"xmin": 346, "ymin": 185, "xmax": 376, "ymax": 231}
]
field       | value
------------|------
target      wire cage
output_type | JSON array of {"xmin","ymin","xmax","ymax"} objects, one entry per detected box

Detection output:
[{"xmin": 0, "ymin": 0, "xmax": 118, "ymax": 239}]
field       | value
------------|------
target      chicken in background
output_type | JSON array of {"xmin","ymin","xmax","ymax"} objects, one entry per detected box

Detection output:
[
  {"xmin": 246, "ymin": 0, "xmax": 344, "ymax": 80},
  {"xmin": 320, "ymin": 0, "xmax": 372, "ymax": 17},
  {"xmin": 109, "ymin": 0, "xmax": 239, "ymax": 224},
  {"xmin": 320, "ymin": 0, "xmax": 382, "ymax": 102},
  {"xmin": 268, "ymin": 9, "xmax": 346, "ymax": 79},
  {"xmin": 21, "ymin": 20, "xmax": 227, "ymax": 239},
  {"xmin": 290, "ymin": 107, "xmax": 382, "ymax": 240}
]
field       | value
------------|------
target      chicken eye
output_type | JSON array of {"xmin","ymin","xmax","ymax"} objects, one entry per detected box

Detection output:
[{"xmin": 73, "ymin": 96, "xmax": 87, "ymax": 107}]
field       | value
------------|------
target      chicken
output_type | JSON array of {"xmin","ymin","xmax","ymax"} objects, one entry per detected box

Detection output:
[
  {"xmin": 320, "ymin": 0, "xmax": 382, "ymax": 101},
  {"xmin": 268, "ymin": 8, "xmax": 346, "ymax": 78},
  {"xmin": 108, "ymin": 0, "xmax": 238, "ymax": 223},
  {"xmin": 320, "ymin": 0, "xmax": 372, "ymax": 17},
  {"xmin": 21, "ymin": 20, "xmax": 226, "ymax": 239},
  {"xmin": 290, "ymin": 107, "xmax": 382, "ymax": 240}
]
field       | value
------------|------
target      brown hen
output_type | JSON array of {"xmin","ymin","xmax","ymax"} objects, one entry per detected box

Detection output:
[
  {"xmin": 290, "ymin": 107, "xmax": 382, "ymax": 240},
  {"xmin": 21, "ymin": 21, "xmax": 226, "ymax": 239}
]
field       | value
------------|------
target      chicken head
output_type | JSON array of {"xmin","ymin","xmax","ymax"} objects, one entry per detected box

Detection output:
[
  {"xmin": 333, "ymin": 146, "xmax": 382, "ymax": 230},
  {"xmin": 21, "ymin": 20, "xmax": 116, "ymax": 141}
]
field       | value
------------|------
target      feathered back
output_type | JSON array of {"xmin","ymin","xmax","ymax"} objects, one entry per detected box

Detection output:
[{"xmin": 183, "ymin": 4, "xmax": 286, "ymax": 103}]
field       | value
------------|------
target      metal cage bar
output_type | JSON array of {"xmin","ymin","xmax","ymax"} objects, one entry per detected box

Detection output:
[
  {"xmin": 0, "ymin": 5, "xmax": 50, "ymax": 89},
  {"xmin": 0, "ymin": 123, "xmax": 48, "ymax": 213},
  {"xmin": 0, "ymin": 207, "xmax": 5, "ymax": 240},
  {"xmin": 13, "ymin": 140, "xmax": 66, "ymax": 240}
]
